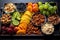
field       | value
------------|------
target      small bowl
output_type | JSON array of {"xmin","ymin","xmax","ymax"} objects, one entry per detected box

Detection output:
[
  {"xmin": 4, "ymin": 3, "xmax": 16, "ymax": 14},
  {"xmin": 47, "ymin": 14, "xmax": 60, "ymax": 25},
  {"xmin": 31, "ymin": 13, "xmax": 46, "ymax": 27},
  {"xmin": 16, "ymin": 3, "xmax": 26, "ymax": 12},
  {"xmin": 0, "ymin": 14, "xmax": 12, "ymax": 25},
  {"xmin": 41, "ymin": 22, "xmax": 54, "ymax": 35}
]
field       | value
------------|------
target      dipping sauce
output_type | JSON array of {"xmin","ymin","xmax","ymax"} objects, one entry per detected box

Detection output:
[{"xmin": 41, "ymin": 23, "xmax": 54, "ymax": 35}]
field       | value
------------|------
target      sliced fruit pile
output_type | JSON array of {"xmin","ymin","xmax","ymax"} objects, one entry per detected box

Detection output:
[
  {"xmin": 11, "ymin": 11, "xmax": 21, "ymax": 26},
  {"xmin": 0, "ymin": 2, "xmax": 60, "ymax": 35},
  {"xmin": 16, "ymin": 11, "xmax": 33, "ymax": 35}
]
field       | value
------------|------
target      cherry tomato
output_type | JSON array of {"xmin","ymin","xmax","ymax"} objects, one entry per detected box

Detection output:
[
  {"xmin": 32, "ymin": 3, "xmax": 39, "ymax": 12},
  {"xmin": 32, "ymin": 3, "xmax": 38, "ymax": 7},
  {"xmin": 32, "ymin": 7, "xmax": 38, "ymax": 12}
]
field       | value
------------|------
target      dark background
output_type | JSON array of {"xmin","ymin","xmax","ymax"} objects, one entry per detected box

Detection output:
[
  {"xmin": 0, "ymin": 0, "xmax": 60, "ymax": 16},
  {"xmin": 0, "ymin": 0, "xmax": 60, "ymax": 37},
  {"xmin": 0, "ymin": 0, "xmax": 60, "ymax": 9}
]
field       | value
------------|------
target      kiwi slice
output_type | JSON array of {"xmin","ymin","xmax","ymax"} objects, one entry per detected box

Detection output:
[{"xmin": 12, "ymin": 19, "xmax": 19, "ymax": 25}]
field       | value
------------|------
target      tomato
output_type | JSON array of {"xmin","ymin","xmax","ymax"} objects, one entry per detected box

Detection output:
[
  {"xmin": 27, "ymin": 6, "xmax": 33, "ymax": 12},
  {"xmin": 32, "ymin": 3, "xmax": 38, "ymax": 7},
  {"xmin": 32, "ymin": 3, "xmax": 39, "ymax": 12},
  {"xmin": 27, "ymin": 3, "xmax": 39, "ymax": 12}
]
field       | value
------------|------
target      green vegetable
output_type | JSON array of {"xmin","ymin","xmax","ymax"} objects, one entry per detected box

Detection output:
[
  {"xmin": 12, "ymin": 17, "xmax": 15, "ymax": 21},
  {"xmin": 16, "ymin": 17, "xmax": 20, "ymax": 20},
  {"xmin": 11, "ymin": 11, "xmax": 21, "ymax": 25},
  {"xmin": 12, "ymin": 19, "xmax": 19, "ymax": 25},
  {"xmin": 12, "ymin": 11, "xmax": 21, "ymax": 20},
  {"xmin": 16, "ymin": 12, "xmax": 21, "ymax": 17},
  {"xmin": 12, "ymin": 12, "xmax": 17, "ymax": 18}
]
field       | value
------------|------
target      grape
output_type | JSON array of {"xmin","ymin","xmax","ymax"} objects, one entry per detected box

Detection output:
[
  {"xmin": 39, "ymin": 5, "xmax": 44, "ymax": 10},
  {"xmin": 44, "ymin": 4, "xmax": 49, "ymax": 9},
  {"xmin": 38, "ymin": 2, "xmax": 42, "ymax": 5},
  {"xmin": 42, "ymin": 11, "xmax": 46, "ymax": 15},
  {"xmin": 46, "ymin": 11, "xmax": 50, "ymax": 16},
  {"xmin": 50, "ymin": 10, "xmax": 55, "ymax": 14},
  {"xmin": 48, "ymin": 6, "xmax": 53, "ymax": 11},
  {"xmin": 45, "ymin": 2, "xmax": 49, "ymax": 5},
  {"xmin": 54, "ymin": 6, "xmax": 57, "ymax": 11},
  {"xmin": 43, "ymin": 4, "xmax": 45, "ymax": 6},
  {"xmin": 39, "ymin": 2, "xmax": 57, "ymax": 16}
]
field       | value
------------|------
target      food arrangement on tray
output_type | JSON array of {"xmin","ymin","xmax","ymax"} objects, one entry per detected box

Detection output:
[{"xmin": 0, "ymin": 2, "xmax": 60, "ymax": 36}]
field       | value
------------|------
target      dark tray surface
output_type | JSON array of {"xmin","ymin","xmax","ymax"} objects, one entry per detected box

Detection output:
[{"xmin": 0, "ymin": 0, "xmax": 60, "ymax": 36}]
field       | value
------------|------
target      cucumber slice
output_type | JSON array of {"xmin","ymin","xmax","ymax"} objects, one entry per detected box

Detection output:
[
  {"xmin": 16, "ymin": 17, "xmax": 20, "ymax": 20},
  {"xmin": 12, "ymin": 12, "xmax": 17, "ymax": 18},
  {"xmin": 12, "ymin": 16, "xmax": 15, "ymax": 21},
  {"xmin": 16, "ymin": 12, "xmax": 21, "ymax": 20},
  {"xmin": 12, "ymin": 20, "xmax": 19, "ymax": 25}
]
